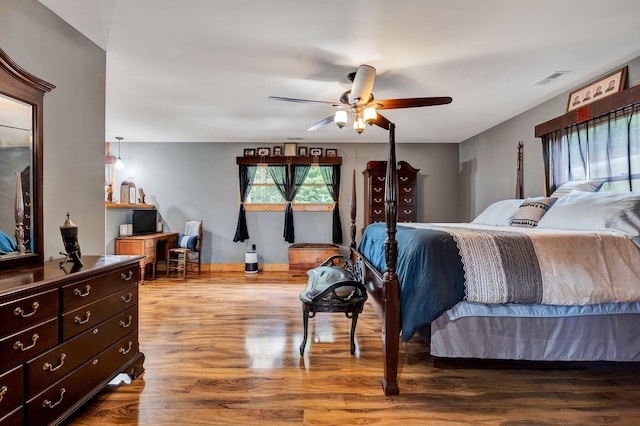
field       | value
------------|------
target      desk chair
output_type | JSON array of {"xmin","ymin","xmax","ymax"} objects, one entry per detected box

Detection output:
[{"xmin": 167, "ymin": 220, "xmax": 202, "ymax": 279}]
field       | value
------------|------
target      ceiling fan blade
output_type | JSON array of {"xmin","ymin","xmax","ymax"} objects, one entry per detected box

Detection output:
[
  {"xmin": 374, "ymin": 97, "xmax": 453, "ymax": 110},
  {"xmin": 269, "ymin": 96, "xmax": 340, "ymax": 106},
  {"xmin": 372, "ymin": 112, "xmax": 391, "ymax": 130},
  {"xmin": 307, "ymin": 115, "xmax": 334, "ymax": 131}
]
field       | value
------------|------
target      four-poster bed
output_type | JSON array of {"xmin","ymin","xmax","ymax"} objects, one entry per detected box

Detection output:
[{"xmin": 349, "ymin": 86, "xmax": 640, "ymax": 395}]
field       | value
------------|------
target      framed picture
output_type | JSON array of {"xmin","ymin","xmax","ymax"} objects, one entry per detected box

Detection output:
[
  {"xmin": 284, "ymin": 143, "xmax": 297, "ymax": 156},
  {"xmin": 309, "ymin": 147, "xmax": 323, "ymax": 157},
  {"xmin": 257, "ymin": 147, "xmax": 270, "ymax": 157},
  {"xmin": 298, "ymin": 146, "xmax": 307, "ymax": 156},
  {"xmin": 272, "ymin": 146, "xmax": 283, "ymax": 156},
  {"xmin": 567, "ymin": 66, "xmax": 628, "ymax": 112},
  {"xmin": 325, "ymin": 148, "xmax": 337, "ymax": 157},
  {"xmin": 243, "ymin": 148, "xmax": 255, "ymax": 157}
]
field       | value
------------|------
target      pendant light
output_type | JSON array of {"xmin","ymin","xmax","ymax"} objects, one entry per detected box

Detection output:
[{"xmin": 115, "ymin": 136, "xmax": 124, "ymax": 169}]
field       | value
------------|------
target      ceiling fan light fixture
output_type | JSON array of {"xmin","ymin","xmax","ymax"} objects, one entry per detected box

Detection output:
[
  {"xmin": 363, "ymin": 107, "xmax": 377, "ymax": 125},
  {"xmin": 353, "ymin": 115, "xmax": 365, "ymax": 134},
  {"xmin": 334, "ymin": 110, "xmax": 348, "ymax": 128}
]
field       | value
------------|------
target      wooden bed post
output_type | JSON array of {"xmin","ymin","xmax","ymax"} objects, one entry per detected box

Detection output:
[
  {"xmin": 382, "ymin": 123, "xmax": 400, "ymax": 395},
  {"xmin": 349, "ymin": 168, "xmax": 357, "ymax": 253}
]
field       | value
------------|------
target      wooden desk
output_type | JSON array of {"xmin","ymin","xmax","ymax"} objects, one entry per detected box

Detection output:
[{"xmin": 115, "ymin": 232, "xmax": 178, "ymax": 281}]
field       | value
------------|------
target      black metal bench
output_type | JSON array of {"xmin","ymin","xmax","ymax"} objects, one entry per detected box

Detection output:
[{"xmin": 299, "ymin": 255, "xmax": 367, "ymax": 355}]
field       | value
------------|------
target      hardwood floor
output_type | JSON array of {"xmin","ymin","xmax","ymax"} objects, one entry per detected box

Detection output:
[{"xmin": 66, "ymin": 272, "xmax": 640, "ymax": 425}]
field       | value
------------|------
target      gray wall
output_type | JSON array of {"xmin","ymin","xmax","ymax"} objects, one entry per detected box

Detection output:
[
  {"xmin": 106, "ymin": 142, "xmax": 460, "ymax": 265},
  {"xmin": 1, "ymin": 0, "xmax": 107, "ymax": 260},
  {"xmin": 459, "ymin": 56, "xmax": 640, "ymax": 221}
]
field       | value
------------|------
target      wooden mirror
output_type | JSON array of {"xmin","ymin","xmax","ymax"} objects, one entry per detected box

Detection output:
[{"xmin": 0, "ymin": 47, "xmax": 55, "ymax": 269}]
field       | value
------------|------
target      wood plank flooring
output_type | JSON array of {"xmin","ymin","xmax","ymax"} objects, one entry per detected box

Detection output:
[{"xmin": 66, "ymin": 272, "xmax": 640, "ymax": 425}]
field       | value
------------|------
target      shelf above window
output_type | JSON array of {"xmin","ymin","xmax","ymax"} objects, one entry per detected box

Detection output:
[
  {"xmin": 236, "ymin": 156, "xmax": 342, "ymax": 165},
  {"xmin": 105, "ymin": 203, "xmax": 155, "ymax": 209}
]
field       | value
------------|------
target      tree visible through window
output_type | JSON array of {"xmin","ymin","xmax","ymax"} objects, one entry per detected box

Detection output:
[{"xmin": 246, "ymin": 165, "xmax": 333, "ymax": 210}]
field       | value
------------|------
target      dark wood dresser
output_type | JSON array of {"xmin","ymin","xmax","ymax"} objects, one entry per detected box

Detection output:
[
  {"xmin": 363, "ymin": 160, "xmax": 420, "ymax": 226},
  {"xmin": 0, "ymin": 255, "xmax": 144, "ymax": 425}
]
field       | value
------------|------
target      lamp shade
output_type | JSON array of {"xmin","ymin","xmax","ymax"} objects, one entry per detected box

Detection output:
[
  {"xmin": 353, "ymin": 116, "xmax": 365, "ymax": 134},
  {"xmin": 334, "ymin": 110, "xmax": 348, "ymax": 128},
  {"xmin": 363, "ymin": 107, "xmax": 377, "ymax": 125}
]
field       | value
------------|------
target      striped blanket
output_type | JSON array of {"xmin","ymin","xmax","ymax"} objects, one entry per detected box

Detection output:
[{"xmin": 405, "ymin": 223, "xmax": 640, "ymax": 306}]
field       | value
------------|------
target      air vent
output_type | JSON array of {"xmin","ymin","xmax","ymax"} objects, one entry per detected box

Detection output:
[{"xmin": 533, "ymin": 71, "xmax": 570, "ymax": 85}]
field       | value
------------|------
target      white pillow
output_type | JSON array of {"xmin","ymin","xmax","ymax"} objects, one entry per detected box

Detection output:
[
  {"xmin": 471, "ymin": 199, "xmax": 524, "ymax": 226},
  {"xmin": 509, "ymin": 197, "xmax": 557, "ymax": 228},
  {"xmin": 537, "ymin": 190, "xmax": 640, "ymax": 235},
  {"xmin": 550, "ymin": 179, "xmax": 605, "ymax": 198}
]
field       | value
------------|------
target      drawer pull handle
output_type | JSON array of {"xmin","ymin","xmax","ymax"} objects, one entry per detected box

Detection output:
[
  {"xmin": 119, "ymin": 341, "xmax": 133, "ymax": 355},
  {"xmin": 377, "ymin": 176, "xmax": 385, "ymax": 181},
  {"xmin": 373, "ymin": 209, "xmax": 383, "ymax": 215},
  {"xmin": 374, "ymin": 198, "xmax": 383, "ymax": 203},
  {"xmin": 0, "ymin": 385, "xmax": 7, "ymax": 402},
  {"xmin": 403, "ymin": 198, "xmax": 413, "ymax": 203},
  {"xmin": 403, "ymin": 187, "xmax": 413, "ymax": 193},
  {"xmin": 121, "ymin": 293, "xmax": 133, "ymax": 303},
  {"xmin": 121, "ymin": 271, "xmax": 134, "ymax": 281},
  {"xmin": 73, "ymin": 285, "xmax": 91, "ymax": 297},
  {"xmin": 74, "ymin": 311, "xmax": 92, "ymax": 325},
  {"xmin": 14, "ymin": 333, "xmax": 39, "ymax": 352},
  {"xmin": 14, "ymin": 301, "xmax": 40, "ymax": 318},
  {"xmin": 400, "ymin": 176, "xmax": 409, "ymax": 182},
  {"xmin": 43, "ymin": 353, "xmax": 67, "ymax": 372},
  {"xmin": 119, "ymin": 315, "xmax": 133, "ymax": 328},
  {"xmin": 403, "ymin": 209, "xmax": 413, "ymax": 215},
  {"xmin": 373, "ymin": 187, "xmax": 382, "ymax": 193},
  {"xmin": 42, "ymin": 388, "xmax": 66, "ymax": 409}
]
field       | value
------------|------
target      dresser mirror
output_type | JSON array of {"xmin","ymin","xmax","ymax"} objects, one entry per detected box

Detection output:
[{"xmin": 0, "ymin": 47, "xmax": 55, "ymax": 269}]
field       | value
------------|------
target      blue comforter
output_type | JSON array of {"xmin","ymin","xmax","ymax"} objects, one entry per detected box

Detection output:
[
  {"xmin": 358, "ymin": 223, "xmax": 465, "ymax": 341},
  {"xmin": 0, "ymin": 231, "xmax": 17, "ymax": 254}
]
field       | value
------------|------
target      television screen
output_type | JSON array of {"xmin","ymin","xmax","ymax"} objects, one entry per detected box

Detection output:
[{"xmin": 132, "ymin": 209, "xmax": 157, "ymax": 235}]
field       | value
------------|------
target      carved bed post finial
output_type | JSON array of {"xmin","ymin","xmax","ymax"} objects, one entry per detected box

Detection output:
[
  {"xmin": 516, "ymin": 142, "xmax": 524, "ymax": 198},
  {"xmin": 350, "ymin": 168, "xmax": 357, "ymax": 252}
]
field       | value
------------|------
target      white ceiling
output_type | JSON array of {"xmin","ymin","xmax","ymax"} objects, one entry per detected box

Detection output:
[{"xmin": 39, "ymin": 0, "xmax": 640, "ymax": 144}]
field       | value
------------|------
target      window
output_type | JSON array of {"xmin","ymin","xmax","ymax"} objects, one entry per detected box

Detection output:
[
  {"xmin": 245, "ymin": 165, "xmax": 335, "ymax": 211},
  {"xmin": 543, "ymin": 103, "xmax": 640, "ymax": 194}
]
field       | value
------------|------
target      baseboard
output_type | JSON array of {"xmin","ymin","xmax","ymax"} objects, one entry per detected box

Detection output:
[{"xmin": 201, "ymin": 263, "xmax": 289, "ymax": 272}]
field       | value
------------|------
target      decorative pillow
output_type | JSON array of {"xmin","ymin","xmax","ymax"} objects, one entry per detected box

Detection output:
[
  {"xmin": 178, "ymin": 233, "xmax": 198, "ymax": 250},
  {"xmin": 537, "ymin": 190, "xmax": 640, "ymax": 235},
  {"xmin": 471, "ymin": 199, "xmax": 525, "ymax": 226},
  {"xmin": 509, "ymin": 197, "xmax": 557, "ymax": 228},
  {"xmin": 550, "ymin": 179, "xmax": 605, "ymax": 198}
]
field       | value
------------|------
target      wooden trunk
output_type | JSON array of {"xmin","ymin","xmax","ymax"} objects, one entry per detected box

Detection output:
[{"xmin": 288, "ymin": 243, "xmax": 340, "ymax": 276}]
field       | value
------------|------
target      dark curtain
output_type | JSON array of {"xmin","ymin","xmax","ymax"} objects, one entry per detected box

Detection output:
[
  {"xmin": 542, "ymin": 102, "xmax": 640, "ymax": 195},
  {"xmin": 320, "ymin": 165, "xmax": 343, "ymax": 244},
  {"xmin": 233, "ymin": 164, "xmax": 257, "ymax": 242},
  {"xmin": 268, "ymin": 164, "xmax": 310, "ymax": 243}
]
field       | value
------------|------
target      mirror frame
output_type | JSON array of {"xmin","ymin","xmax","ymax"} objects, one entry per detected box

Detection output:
[{"xmin": 0, "ymin": 47, "xmax": 55, "ymax": 269}]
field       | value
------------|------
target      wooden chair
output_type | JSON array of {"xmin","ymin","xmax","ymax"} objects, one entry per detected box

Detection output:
[
  {"xmin": 299, "ymin": 255, "xmax": 367, "ymax": 355},
  {"xmin": 167, "ymin": 220, "xmax": 202, "ymax": 279}
]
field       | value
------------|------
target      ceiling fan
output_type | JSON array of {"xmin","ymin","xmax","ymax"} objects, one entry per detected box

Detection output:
[{"xmin": 269, "ymin": 64, "xmax": 452, "ymax": 134}]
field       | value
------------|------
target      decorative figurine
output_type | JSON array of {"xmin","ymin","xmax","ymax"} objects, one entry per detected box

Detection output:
[
  {"xmin": 59, "ymin": 212, "xmax": 83, "ymax": 268},
  {"xmin": 106, "ymin": 183, "xmax": 113, "ymax": 203},
  {"xmin": 138, "ymin": 187, "xmax": 146, "ymax": 204}
]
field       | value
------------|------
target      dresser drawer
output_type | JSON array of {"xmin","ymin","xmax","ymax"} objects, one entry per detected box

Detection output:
[
  {"xmin": 0, "ymin": 405, "xmax": 23, "ymax": 426},
  {"xmin": 61, "ymin": 264, "xmax": 138, "ymax": 313},
  {"xmin": 0, "ymin": 365, "xmax": 23, "ymax": 419},
  {"xmin": 0, "ymin": 318, "xmax": 58, "ymax": 372},
  {"xmin": 399, "ymin": 195, "xmax": 416, "ymax": 207},
  {"xmin": 27, "ymin": 304, "xmax": 138, "ymax": 398},
  {"xmin": 370, "ymin": 193, "xmax": 385, "ymax": 207},
  {"xmin": 0, "ymin": 289, "xmax": 58, "ymax": 339},
  {"xmin": 61, "ymin": 285, "xmax": 137, "ymax": 340},
  {"xmin": 398, "ymin": 208, "xmax": 417, "ymax": 222},
  {"xmin": 26, "ymin": 331, "xmax": 139, "ymax": 426}
]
